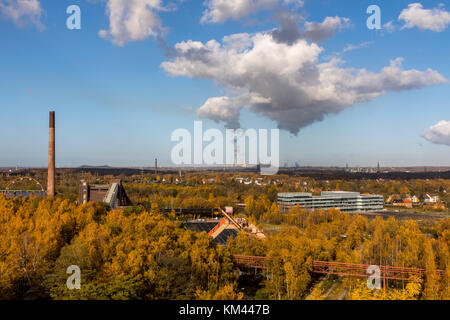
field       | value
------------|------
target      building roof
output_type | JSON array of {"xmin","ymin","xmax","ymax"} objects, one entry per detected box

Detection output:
[{"xmin": 278, "ymin": 191, "xmax": 382, "ymax": 199}]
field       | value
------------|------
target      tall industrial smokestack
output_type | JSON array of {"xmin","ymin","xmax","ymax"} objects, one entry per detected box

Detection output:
[
  {"xmin": 47, "ymin": 111, "xmax": 55, "ymax": 197},
  {"xmin": 155, "ymin": 158, "xmax": 158, "ymax": 176}
]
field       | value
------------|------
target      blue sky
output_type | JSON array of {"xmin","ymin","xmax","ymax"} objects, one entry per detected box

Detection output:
[{"xmin": 1, "ymin": 0, "xmax": 450, "ymax": 167}]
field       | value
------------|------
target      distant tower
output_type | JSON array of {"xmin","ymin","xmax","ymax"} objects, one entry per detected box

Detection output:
[
  {"xmin": 234, "ymin": 137, "xmax": 238, "ymax": 167},
  {"xmin": 155, "ymin": 158, "xmax": 158, "ymax": 175},
  {"xmin": 377, "ymin": 162, "xmax": 381, "ymax": 173},
  {"xmin": 47, "ymin": 111, "xmax": 56, "ymax": 197}
]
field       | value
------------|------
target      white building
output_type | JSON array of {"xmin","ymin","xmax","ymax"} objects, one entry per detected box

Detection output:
[
  {"xmin": 278, "ymin": 191, "xmax": 383, "ymax": 212},
  {"xmin": 425, "ymin": 194, "xmax": 440, "ymax": 204}
]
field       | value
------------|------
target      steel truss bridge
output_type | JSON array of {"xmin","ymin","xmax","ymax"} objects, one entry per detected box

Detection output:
[
  {"xmin": 232, "ymin": 255, "xmax": 445, "ymax": 283},
  {"xmin": 311, "ymin": 261, "xmax": 445, "ymax": 281},
  {"xmin": 0, "ymin": 176, "xmax": 46, "ymax": 197}
]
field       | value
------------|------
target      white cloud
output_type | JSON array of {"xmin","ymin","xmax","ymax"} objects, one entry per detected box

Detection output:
[
  {"xmin": 383, "ymin": 20, "xmax": 396, "ymax": 33},
  {"xmin": 283, "ymin": 0, "xmax": 303, "ymax": 7},
  {"xmin": 399, "ymin": 3, "xmax": 450, "ymax": 32},
  {"xmin": 303, "ymin": 16, "xmax": 350, "ymax": 42},
  {"xmin": 422, "ymin": 120, "xmax": 450, "ymax": 146},
  {"xmin": 201, "ymin": 0, "xmax": 303, "ymax": 24},
  {"xmin": 342, "ymin": 41, "xmax": 374, "ymax": 53},
  {"xmin": 270, "ymin": 13, "xmax": 350, "ymax": 44},
  {"xmin": 197, "ymin": 96, "xmax": 247, "ymax": 128},
  {"xmin": 0, "ymin": 0, "xmax": 43, "ymax": 29},
  {"xmin": 99, "ymin": 0, "xmax": 169, "ymax": 46},
  {"xmin": 161, "ymin": 32, "xmax": 447, "ymax": 134}
]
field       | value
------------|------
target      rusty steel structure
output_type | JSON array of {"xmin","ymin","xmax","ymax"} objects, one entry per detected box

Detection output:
[
  {"xmin": 233, "ymin": 255, "xmax": 267, "ymax": 270},
  {"xmin": 232, "ymin": 255, "xmax": 445, "ymax": 285},
  {"xmin": 312, "ymin": 261, "xmax": 444, "ymax": 281}
]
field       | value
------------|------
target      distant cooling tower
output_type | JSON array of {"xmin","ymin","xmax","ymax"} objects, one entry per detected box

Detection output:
[{"xmin": 47, "ymin": 111, "xmax": 55, "ymax": 197}]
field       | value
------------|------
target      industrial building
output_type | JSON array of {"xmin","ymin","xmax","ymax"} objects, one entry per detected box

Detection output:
[
  {"xmin": 79, "ymin": 179, "xmax": 132, "ymax": 209},
  {"xmin": 184, "ymin": 207, "xmax": 266, "ymax": 245},
  {"xmin": 184, "ymin": 219, "xmax": 239, "ymax": 245},
  {"xmin": 278, "ymin": 191, "xmax": 383, "ymax": 212}
]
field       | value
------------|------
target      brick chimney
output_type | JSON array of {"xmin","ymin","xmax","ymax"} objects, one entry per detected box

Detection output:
[{"xmin": 47, "ymin": 111, "xmax": 55, "ymax": 197}]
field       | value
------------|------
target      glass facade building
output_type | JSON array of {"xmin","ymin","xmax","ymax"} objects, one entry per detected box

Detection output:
[{"xmin": 278, "ymin": 191, "xmax": 383, "ymax": 212}]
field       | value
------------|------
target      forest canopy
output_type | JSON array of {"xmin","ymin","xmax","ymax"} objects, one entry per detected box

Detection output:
[{"xmin": 0, "ymin": 193, "xmax": 448, "ymax": 300}]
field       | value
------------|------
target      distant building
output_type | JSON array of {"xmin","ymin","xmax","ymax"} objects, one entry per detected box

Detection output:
[
  {"xmin": 184, "ymin": 208, "xmax": 265, "ymax": 245},
  {"xmin": 387, "ymin": 194, "xmax": 420, "ymax": 206},
  {"xmin": 425, "ymin": 194, "xmax": 440, "ymax": 204},
  {"xmin": 278, "ymin": 191, "xmax": 383, "ymax": 212},
  {"xmin": 423, "ymin": 194, "xmax": 446, "ymax": 210},
  {"xmin": 235, "ymin": 177, "xmax": 257, "ymax": 185},
  {"xmin": 79, "ymin": 179, "xmax": 132, "ymax": 209},
  {"xmin": 392, "ymin": 199, "xmax": 413, "ymax": 209},
  {"xmin": 184, "ymin": 219, "xmax": 238, "ymax": 245}
]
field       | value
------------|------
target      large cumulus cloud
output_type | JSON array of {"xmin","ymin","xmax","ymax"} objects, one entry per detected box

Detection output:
[
  {"xmin": 99, "ymin": 0, "xmax": 170, "ymax": 46},
  {"xmin": 161, "ymin": 31, "xmax": 446, "ymax": 134},
  {"xmin": 399, "ymin": 3, "xmax": 450, "ymax": 32},
  {"xmin": 422, "ymin": 121, "xmax": 450, "ymax": 146}
]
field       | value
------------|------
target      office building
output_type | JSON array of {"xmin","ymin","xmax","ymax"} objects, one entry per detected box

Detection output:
[{"xmin": 278, "ymin": 191, "xmax": 383, "ymax": 212}]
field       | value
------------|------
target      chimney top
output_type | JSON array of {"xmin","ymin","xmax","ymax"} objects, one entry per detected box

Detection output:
[{"xmin": 49, "ymin": 111, "xmax": 55, "ymax": 129}]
